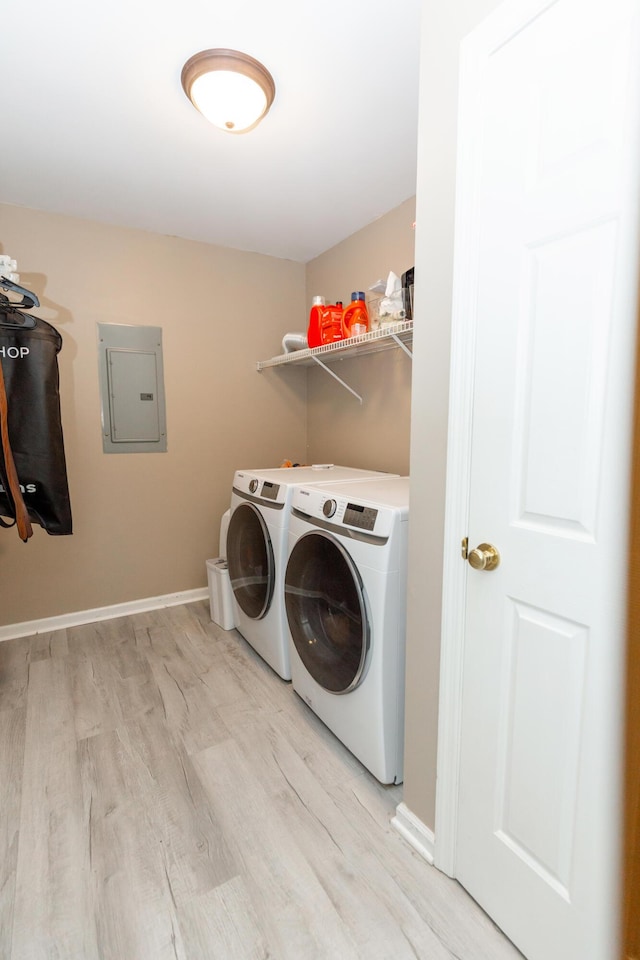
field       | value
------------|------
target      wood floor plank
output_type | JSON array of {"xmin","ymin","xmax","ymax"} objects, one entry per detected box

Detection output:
[
  {"xmin": 123, "ymin": 708, "xmax": 238, "ymax": 902},
  {"xmin": 66, "ymin": 622, "xmax": 162, "ymax": 739},
  {"xmin": 164, "ymin": 604, "xmax": 223, "ymax": 674},
  {"xmin": 10, "ymin": 657, "xmax": 99, "ymax": 960},
  {"xmin": 187, "ymin": 600, "xmax": 216, "ymax": 633},
  {"xmin": 27, "ymin": 629, "xmax": 69, "ymax": 662},
  {"xmin": 109, "ymin": 632, "xmax": 150, "ymax": 679},
  {"xmin": 0, "ymin": 707, "xmax": 26, "ymax": 952},
  {"xmin": 145, "ymin": 631, "xmax": 232, "ymax": 756},
  {"xmin": 104, "ymin": 635, "xmax": 164, "ymax": 724},
  {"xmin": 0, "ymin": 638, "xmax": 31, "ymax": 713},
  {"xmin": 70, "ymin": 652, "xmax": 123, "ymax": 741},
  {"xmin": 176, "ymin": 876, "xmax": 270, "ymax": 960},
  {"xmin": 192, "ymin": 737, "xmax": 362, "ymax": 960},
  {"xmin": 197, "ymin": 649, "xmax": 260, "ymax": 712},
  {"xmin": 259, "ymin": 684, "xmax": 373, "ymax": 785},
  {"xmin": 78, "ymin": 726, "xmax": 190, "ymax": 960}
]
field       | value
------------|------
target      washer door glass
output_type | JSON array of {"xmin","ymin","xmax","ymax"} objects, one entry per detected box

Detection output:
[
  {"xmin": 227, "ymin": 503, "xmax": 275, "ymax": 620},
  {"xmin": 285, "ymin": 531, "xmax": 369, "ymax": 693}
]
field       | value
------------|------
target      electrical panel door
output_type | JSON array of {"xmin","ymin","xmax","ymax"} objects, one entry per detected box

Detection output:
[{"xmin": 97, "ymin": 323, "xmax": 167, "ymax": 453}]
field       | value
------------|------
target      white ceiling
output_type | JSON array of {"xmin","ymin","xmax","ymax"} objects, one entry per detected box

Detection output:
[{"xmin": 1, "ymin": 0, "xmax": 422, "ymax": 263}]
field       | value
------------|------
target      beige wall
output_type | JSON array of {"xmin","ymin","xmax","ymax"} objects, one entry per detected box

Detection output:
[
  {"xmin": 0, "ymin": 204, "xmax": 307, "ymax": 627},
  {"xmin": 305, "ymin": 197, "xmax": 415, "ymax": 474},
  {"xmin": 402, "ymin": 0, "xmax": 504, "ymax": 830}
]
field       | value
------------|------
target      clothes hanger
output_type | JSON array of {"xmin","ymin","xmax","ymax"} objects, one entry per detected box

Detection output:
[
  {"xmin": 0, "ymin": 278, "xmax": 39, "ymax": 328},
  {"xmin": 0, "ymin": 299, "xmax": 37, "ymax": 328},
  {"xmin": 0, "ymin": 276, "xmax": 39, "ymax": 308}
]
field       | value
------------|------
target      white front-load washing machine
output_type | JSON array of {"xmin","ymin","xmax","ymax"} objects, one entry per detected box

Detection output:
[
  {"xmin": 284, "ymin": 476, "xmax": 410, "ymax": 783},
  {"xmin": 225, "ymin": 465, "xmax": 392, "ymax": 680}
]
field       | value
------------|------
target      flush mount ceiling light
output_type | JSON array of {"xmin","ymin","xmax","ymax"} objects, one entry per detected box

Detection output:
[{"xmin": 181, "ymin": 48, "xmax": 275, "ymax": 134}]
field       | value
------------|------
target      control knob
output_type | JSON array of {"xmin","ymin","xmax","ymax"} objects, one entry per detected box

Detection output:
[
  {"xmin": 249, "ymin": 479, "xmax": 258, "ymax": 493},
  {"xmin": 323, "ymin": 498, "xmax": 337, "ymax": 518}
]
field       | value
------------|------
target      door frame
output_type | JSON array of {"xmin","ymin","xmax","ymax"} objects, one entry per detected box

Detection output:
[
  {"xmin": 624, "ymin": 313, "xmax": 640, "ymax": 959},
  {"xmin": 432, "ymin": 0, "xmax": 502, "ymax": 876}
]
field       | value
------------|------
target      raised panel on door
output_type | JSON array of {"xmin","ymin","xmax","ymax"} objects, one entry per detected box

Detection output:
[
  {"xmin": 512, "ymin": 220, "xmax": 618, "ymax": 538},
  {"xmin": 493, "ymin": 601, "xmax": 587, "ymax": 901}
]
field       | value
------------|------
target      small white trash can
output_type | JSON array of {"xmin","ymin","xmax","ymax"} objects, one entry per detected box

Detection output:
[{"xmin": 206, "ymin": 557, "xmax": 235, "ymax": 630}]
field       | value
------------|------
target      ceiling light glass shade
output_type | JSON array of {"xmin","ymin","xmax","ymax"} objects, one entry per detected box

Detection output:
[{"xmin": 181, "ymin": 49, "xmax": 275, "ymax": 134}]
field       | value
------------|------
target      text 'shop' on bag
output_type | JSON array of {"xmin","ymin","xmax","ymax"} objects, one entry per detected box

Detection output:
[{"xmin": 0, "ymin": 273, "xmax": 72, "ymax": 541}]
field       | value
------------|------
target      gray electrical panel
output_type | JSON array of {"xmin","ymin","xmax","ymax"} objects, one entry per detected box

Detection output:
[{"xmin": 97, "ymin": 323, "xmax": 167, "ymax": 453}]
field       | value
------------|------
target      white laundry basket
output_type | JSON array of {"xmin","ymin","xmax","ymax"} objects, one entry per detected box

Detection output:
[{"xmin": 206, "ymin": 557, "xmax": 235, "ymax": 630}]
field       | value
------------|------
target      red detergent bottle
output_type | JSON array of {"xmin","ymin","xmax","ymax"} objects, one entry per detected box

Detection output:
[
  {"xmin": 342, "ymin": 292, "xmax": 369, "ymax": 338},
  {"xmin": 307, "ymin": 296, "xmax": 325, "ymax": 348},
  {"xmin": 320, "ymin": 302, "xmax": 344, "ymax": 344}
]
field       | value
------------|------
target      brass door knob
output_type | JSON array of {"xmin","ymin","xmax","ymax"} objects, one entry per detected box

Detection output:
[{"xmin": 468, "ymin": 543, "xmax": 500, "ymax": 571}]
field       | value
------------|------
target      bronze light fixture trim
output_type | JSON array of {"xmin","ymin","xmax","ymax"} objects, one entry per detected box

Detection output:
[{"xmin": 181, "ymin": 48, "xmax": 276, "ymax": 134}]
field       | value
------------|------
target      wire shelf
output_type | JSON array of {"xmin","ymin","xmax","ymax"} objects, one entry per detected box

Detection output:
[{"xmin": 256, "ymin": 321, "xmax": 413, "ymax": 370}]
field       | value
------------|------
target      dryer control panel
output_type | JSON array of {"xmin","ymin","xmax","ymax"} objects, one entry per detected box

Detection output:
[
  {"xmin": 233, "ymin": 472, "xmax": 289, "ymax": 512},
  {"xmin": 343, "ymin": 502, "xmax": 378, "ymax": 531}
]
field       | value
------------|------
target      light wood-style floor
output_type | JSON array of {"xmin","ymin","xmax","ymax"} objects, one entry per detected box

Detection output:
[{"xmin": 0, "ymin": 600, "xmax": 523, "ymax": 959}]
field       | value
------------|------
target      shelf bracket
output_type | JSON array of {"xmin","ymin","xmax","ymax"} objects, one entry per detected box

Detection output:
[
  {"xmin": 390, "ymin": 333, "xmax": 413, "ymax": 359},
  {"xmin": 311, "ymin": 355, "xmax": 363, "ymax": 403}
]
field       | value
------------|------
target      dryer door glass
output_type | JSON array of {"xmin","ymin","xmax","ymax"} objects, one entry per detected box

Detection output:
[
  {"xmin": 285, "ymin": 531, "xmax": 369, "ymax": 693},
  {"xmin": 227, "ymin": 503, "xmax": 275, "ymax": 620}
]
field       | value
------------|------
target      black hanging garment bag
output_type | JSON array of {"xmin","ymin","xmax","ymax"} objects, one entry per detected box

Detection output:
[{"xmin": 0, "ymin": 298, "xmax": 72, "ymax": 538}]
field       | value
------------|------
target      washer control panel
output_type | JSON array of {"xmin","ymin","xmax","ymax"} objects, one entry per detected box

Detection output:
[
  {"xmin": 234, "ymin": 472, "xmax": 283, "ymax": 504},
  {"xmin": 260, "ymin": 480, "xmax": 280, "ymax": 500}
]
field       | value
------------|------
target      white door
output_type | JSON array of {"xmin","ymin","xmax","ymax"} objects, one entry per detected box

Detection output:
[{"xmin": 437, "ymin": 1, "xmax": 640, "ymax": 958}]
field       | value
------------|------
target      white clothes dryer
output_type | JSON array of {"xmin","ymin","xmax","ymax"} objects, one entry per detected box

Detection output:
[
  {"xmin": 226, "ymin": 465, "xmax": 392, "ymax": 680},
  {"xmin": 284, "ymin": 476, "xmax": 410, "ymax": 783}
]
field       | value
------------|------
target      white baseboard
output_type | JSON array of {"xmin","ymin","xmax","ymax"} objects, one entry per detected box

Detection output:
[
  {"xmin": 391, "ymin": 802, "xmax": 435, "ymax": 865},
  {"xmin": 0, "ymin": 587, "xmax": 209, "ymax": 642}
]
